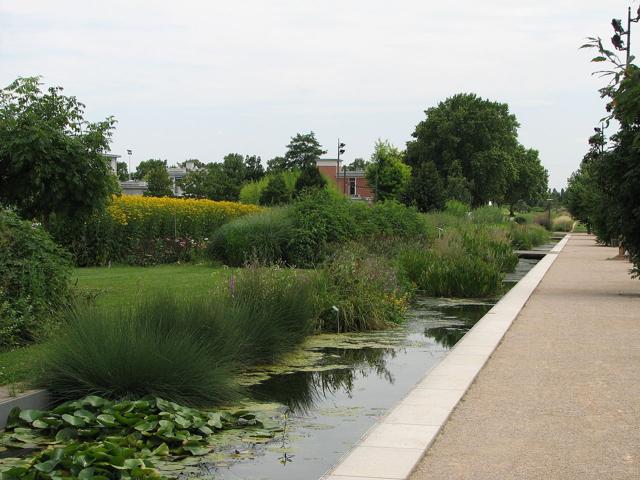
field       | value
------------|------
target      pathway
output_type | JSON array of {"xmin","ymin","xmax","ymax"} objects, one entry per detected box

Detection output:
[{"xmin": 410, "ymin": 234, "xmax": 640, "ymax": 479}]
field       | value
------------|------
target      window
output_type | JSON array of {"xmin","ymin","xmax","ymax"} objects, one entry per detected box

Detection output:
[{"xmin": 349, "ymin": 177, "xmax": 357, "ymax": 196}]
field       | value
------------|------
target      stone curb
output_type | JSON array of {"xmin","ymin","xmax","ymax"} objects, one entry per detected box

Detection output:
[
  {"xmin": 321, "ymin": 235, "xmax": 571, "ymax": 480},
  {"xmin": 0, "ymin": 389, "xmax": 50, "ymax": 430}
]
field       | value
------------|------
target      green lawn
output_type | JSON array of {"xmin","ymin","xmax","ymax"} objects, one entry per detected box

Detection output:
[
  {"xmin": 0, "ymin": 263, "xmax": 227, "ymax": 387},
  {"xmin": 72, "ymin": 263, "xmax": 227, "ymax": 310}
]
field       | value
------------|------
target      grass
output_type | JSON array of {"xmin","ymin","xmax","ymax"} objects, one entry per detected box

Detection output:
[{"xmin": 72, "ymin": 263, "xmax": 226, "ymax": 310}]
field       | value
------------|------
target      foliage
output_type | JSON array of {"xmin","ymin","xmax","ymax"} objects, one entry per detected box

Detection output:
[
  {"xmin": 504, "ymin": 146, "xmax": 549, "ymax": 214},
  {"xmin": 50, "ymin": 196, "xmax": 261, "ymax": 266},
  {"xmin": 259, "ymin": 174, "xmax": 291, "ymax": 205},
  {"xmin": 239, "ymin": 171, "xmax": 299, "ymax": 205},
  {"xmin": 405, "ymin": 160, "xmax": 446, "ymax": 211},
  {"xmin": 294, "ymin": 165, "xmax": 327, "ymax": 194},
  {"xmin": 116, "ymin": 162, "xmax": 128, "ymax": 181},
  {"xmin": 0, "ymin": 209, "xmax": 72, "ymax": 349},
  {"xmin": 507, "ymin": 223, "xmax": 550, "ymax": 250},
  {"xmin": 472, "ymin": 205, "xmax": 505, "ymax": 224},
  {"xmin": 244, "ymin": 155, "xmax": 265, "ymax": 182},
  {"xmin": 0, "ymin": 395, "xmax": 282, "ymax": 480},
  {"xmin": 445, "ymin": 160, "xmax": 473, "ymax": 205},
  {"xmin": 533, "ymin": 212, "xmax": 552, "ymax": 231},
  {"xmin": 317, "ymin": 244, "xmax": 409, "ymax": 332},
  {"xmin": 283, "ymin": 131, "xmax": 327, "ymax": 170},
  {"xmin": 552, "ymin": 215, "xmax": 574, "ymax": 232},
  {"xmin": 578, "ymin": 22, "xmax": 640, "ymax": 274},
  {"xmin": 365, "ymin": 140, "xmax": 411, "ymax": 201},
  {"xmin": 0, "ymin": 77, "xmax": 117, "ymax": 225},
  {"xmin": 143, "ymin": 166, "xmax": 173, "ymax": 197},
  {"xmin": 37, "ymin": 267, "xmax": 315, "ymax": 404},
  {"xmin": 405, "ymin": 92, "xmax": 523, "ymax": 206},
  {"xmin": 444, "ymin": 200, "xmax": 470, "ymax": 218},
  {"xmin": 132, "ymin": 159, "xmax": 167, "ymax": 181},
  {"xmin": 208, "ymin": 208, "xmax": 294, "ymax": 266}
]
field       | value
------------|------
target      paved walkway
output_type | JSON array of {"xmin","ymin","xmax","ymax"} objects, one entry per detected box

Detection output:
[{"xmin": 410, "ymin": 234, "xmax": 640, "ymax": 479}]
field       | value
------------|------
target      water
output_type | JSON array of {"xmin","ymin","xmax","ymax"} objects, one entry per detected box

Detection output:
[{"xmin": 207, "ymin": 258, "xmax": 539, "ymax": 480}]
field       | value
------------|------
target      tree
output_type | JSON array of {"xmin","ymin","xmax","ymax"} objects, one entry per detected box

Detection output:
[
  {"xmin": 266, "ymin": 156, "xmax": 287, "ymax": 174},
  {"xmin": 116, "ymin": 161, "xmax": 129, "ymax": 181},
  {"xmin": 405, "ymin": 93, "xmax": 520, "ymax": 206},
  {"xmin": 133, "ymin": 159, "xmax": 167, "ymax": 181},
  {"xmin": 365, "ymin": 140, "xmax": 411, "ymax": 201},
  {"xmin": 144, "ymin": 166, "xmax": 173, "ymax": 197},
  {"xmin": 295, "ymin": 165, "xmax": 326, "ymax": 195},
  {"xmin": 245, "ymin": 155, "xmax": 265, "ymax": 182},
  {"xmin": 0, "ymin": 77, "xmax": 117, "ymax": 225},
  {"xmin": 260, "ymin": 174, "xmax": 291, "ymax": 205},
  {"xmin": 283, "ymin": 132, "xmax": 327, "ymax": 170},
  {"xmin": 406, "ymin": 161, "xmax": 446, "ymax": 211},
  {"xmin": 347, "ymin": 158, "xmax": 370, "ymax": 171},
  {"xmin": 445, "ymin": 160, "xmax": 472, "ymax": 205},
  {"xmin": 504, "ymin": 146, "xmax": 549, "ymax": 215}
]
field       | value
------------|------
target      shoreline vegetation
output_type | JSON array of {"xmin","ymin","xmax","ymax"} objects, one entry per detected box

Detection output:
[{"xmin": 1, "ymin": 191, "xmax": 552, "ymax": 480}]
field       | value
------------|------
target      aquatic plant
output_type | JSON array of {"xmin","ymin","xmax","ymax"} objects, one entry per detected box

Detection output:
[{"xmin": 507, "ymin": 223, "xmax": 550, "ymax": 250}]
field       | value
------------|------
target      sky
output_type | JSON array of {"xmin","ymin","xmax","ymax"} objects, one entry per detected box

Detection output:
[{"xmin": 0, "ymin": 1, "xmax": 636, "ymax": 189}]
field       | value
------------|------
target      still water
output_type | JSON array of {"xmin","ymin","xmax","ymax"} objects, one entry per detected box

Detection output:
[{"xmin": 209, "ymin": 258, "xmax": 539, "ymax": 480}]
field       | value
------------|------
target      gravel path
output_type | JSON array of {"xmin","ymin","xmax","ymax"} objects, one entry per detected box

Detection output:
[{"xmin": 410, "ymin": 234, "xmax": 640, "ymax": 480}]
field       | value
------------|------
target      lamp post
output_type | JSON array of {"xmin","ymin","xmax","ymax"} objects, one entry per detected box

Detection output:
[
  {"xmin": 337, "ymin": 139, "xmax": 346, "ymax": 195},
  {"xmin": 126, "ymin": 149, "xmax": 133, "ymax": 180},
  {"xmin": 611, "ymin": 7, "xmax": 640, "ymax": 66}
]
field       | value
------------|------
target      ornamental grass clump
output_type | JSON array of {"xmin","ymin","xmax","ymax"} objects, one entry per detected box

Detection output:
[
  {"xmin": 38, "ymin": 267, "xmax": 316, "ymax": 406},
  {"xmin": 208, "ymin": 207, "xmax": 294, "ymax": 266},
  {"xmin": 552, "ymin": 215, "xmax": 574, "ymax": 232},
  {"xmin": 507, "ymin": 223, "xmax": 550, "ymax": 250}
]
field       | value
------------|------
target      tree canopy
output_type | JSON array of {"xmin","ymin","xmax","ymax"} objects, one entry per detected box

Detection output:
[
  {"xmin": 365, "ymin": 140, "xmax": 411, "ymax": 201},
  {"xmin": 283, "ymin": 132, "xmax": 327, "ymax": 170},
  {"xmin": 405, "ymin": 93, "xmax": 523, "ymax": 207},
  {"xmin": 0, "ymin": 77, "xmax": 117, "ymax": 224}
]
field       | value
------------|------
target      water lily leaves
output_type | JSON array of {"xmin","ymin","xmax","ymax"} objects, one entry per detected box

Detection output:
[
  {"xmin": 96, "ymin": 414, "xmax": 117, "ymax": 427},
  {"xmin": 54, "ymin": 428, "xmax": 77, "ymax": 443},
  {"xmin": 61, "ymin": 414, "xmax": 85, "ymax": 427},
  {"xmin": 134, "ymin": 420, "xmax": 158, "ymax": 433},
  {"xmin": 17, "ymin": 410, "xmax": 44, "ymax": 424}
]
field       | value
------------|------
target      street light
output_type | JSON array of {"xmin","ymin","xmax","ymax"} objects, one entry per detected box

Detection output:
[
  {"xmin": 611, "ymin": 7, "xmax": 640, "ymax": 66},
  {"xmin": 337, "ymin": 139, "xmax": 346, "ymax": 195},
  {"xmin": 126, "ymin": 149, "xmax": 133, "ymax": 180}
]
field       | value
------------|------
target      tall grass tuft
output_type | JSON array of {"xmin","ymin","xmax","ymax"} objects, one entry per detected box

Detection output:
[
  {"xmin": 507, "ymin": 223, "xmax": 550, "ymax": 250},
  {"xmin": 552, "ymin": 215, "xmax": 574, "ymax": 232},
  {"xmin": 37, "ymin": 267, "xmax": 316, "ymax": 406},
  {"xmin": 208, "ymin": 208, "xmax": 294, "ymax": 266}
]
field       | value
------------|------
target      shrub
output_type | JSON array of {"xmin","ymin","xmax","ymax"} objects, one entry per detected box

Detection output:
[
  {"xmin": 50, "ymin": 196, "xmax": 261, "ymax": 266},
  {"xmin": 553, "ymin": 215, "xmax": 574, "ymax": 232},
  {"xmin": 513, "ymin": 215, "xmax": 528, "ymax": 224},
  {"xmin": 209, "ymin": 207, "xmax": 294, "ymax": 266},
  {"xmin": 260, "ymin": 174, "xmax": 292, "ymax": 205},
  {"xmin": 317, "ymin": 244, "xmax": 409, "ymax": 332},
  {"xmin": 444, "ymin": 200, "xmax": 470, "ymax": 217},
  {"xmin": 507, "ymin": 223, "xmax": 550, "ymax": 250},
  {"xmin": 38, "ymin": 267, "xmax": 315, "ymax": 405},
  {"xmin": 0, "ymin": 209, "xmax": 72, "ymax": 349},
  {"xmin": 239, "ymin": 171, "xmax": 299, "ymax": 205},
  {"xmin": 472, "ymin": 205, "xmax": 506, "ymax": 224},
  {"xmin": 398, "ymin": 246, "xmax": 503, "ymax": 298},
  {"xmin": 533, "ymin": 212, "xmax": 552, "ymax": 231}
]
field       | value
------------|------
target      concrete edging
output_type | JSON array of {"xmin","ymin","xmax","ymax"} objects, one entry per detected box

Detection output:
[
  {"xmin": 321, "ymin": 234, "xmax": 571, "ymax": 480},
  {"xmin": 0, "ymin": 389, "xmax": 50, "ymax": 430}
]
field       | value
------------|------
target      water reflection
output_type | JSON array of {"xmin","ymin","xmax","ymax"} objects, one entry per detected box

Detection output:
[
  {"xmin": 250, "ymin": 347, "xmax": 395, "ymax": 413},
  {"xmin": 423, "ymin": 303, "xmax": 493, "ymax": 348}
]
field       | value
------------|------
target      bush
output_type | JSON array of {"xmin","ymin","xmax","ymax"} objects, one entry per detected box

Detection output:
[
  {"xmin": 444, "ymin": 200, "xmax": 470, "ymax": 217},
  {"xmin": 507, "ymin": 223, "xmax": 550, "ymax": 250},
  {"xmin": 208, "ymin": 208, "xmax": 294, "ymax": 266},
  {"xmin": 260, "ymin": 174, "xmax": 292, "ymax": 205},
  {"xmin": 51, "ymin": 196, "xmax": 261, "ymax": 266},
  {"xmin": 317, "ymin": 244, "xmax": 409, "ymax": 331},
  {"xmin": 0, "ymin": 209, "xmax": 72, "ymax": 349},
  {"xmin": 398, "ymin": 246, "xmax": 503, "ymax": 298},
  {"xmin": 533, "ymin": 212, "xmax": 552, "ymax": 231},
  {"xmin": 239, "ymin": 171, "xmax": 299, "ymax": 205},
  {"xmin": 553, "ymin": 215, "xmax": 574, "ymax": 232},
  {"xmin": 472, "ymin": 205, "xmax": 505, "ymax": 224},
  {"xmin": 38, "ymin": 267, "xmax": 315, "ymax": 405}
]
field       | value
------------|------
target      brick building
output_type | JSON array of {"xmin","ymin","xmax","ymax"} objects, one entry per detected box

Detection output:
[{"xmin": 317, "ymin": 159, "xmax": 374, "ymax": 200}]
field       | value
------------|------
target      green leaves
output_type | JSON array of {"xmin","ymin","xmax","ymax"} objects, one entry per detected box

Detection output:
[{"xmin": 0, "ymin": 395, "xmax": 283, "ymax": 480}]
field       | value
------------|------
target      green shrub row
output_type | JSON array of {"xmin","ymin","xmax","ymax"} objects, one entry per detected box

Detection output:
[{"xmin": 0, "ymin": 209, "xmax": 73, "ymax": 350}]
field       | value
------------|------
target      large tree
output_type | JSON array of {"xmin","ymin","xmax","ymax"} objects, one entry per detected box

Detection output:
[
  {"xmin": 133, "ymin": 159, "xmax": 167, "ymax": 181},
  {"xmin": 0, "ymin": 77, "xmax": 117, "ymax": 224},
  {"xmin": 405, "ymin": 93, "xmax": 520, "ymax": 206},
  {"xmin": 283, "ymin": 132, "xmax": 327, "ymax": 170},
  {"xmin": 365, "ymin": 140, "xmax": 411, "ymax": 201},
  {"xmin": 504, "ymin": 146, "xmax": 549, "ymax": 214},
  {"xmin": 144, "ymin": 166, "xmax": 173, "ymax": 197}
]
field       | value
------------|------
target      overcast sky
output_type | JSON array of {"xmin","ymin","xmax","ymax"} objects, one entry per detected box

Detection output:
[{"xmin": 0, "ymin": 1, "xmax": 636, "ymax": 189}]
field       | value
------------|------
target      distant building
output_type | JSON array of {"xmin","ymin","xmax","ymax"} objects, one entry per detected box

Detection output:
[
  {"xmin": 120, "ymin": 180, "xmax": 149, "ymax": 196},
  {"xmin": 166, "ymin": 160, "xmax": 198, "ymax": 196},
  {"xmin": 104, "ymin": 153, "xmax": 120, "ymax": 176},
  {"xmin": 317, "ymin": 159, "xmax": 374, "ymax": 200},
  {"xmin": 114, "ymin": 158, "xmax": 199, "ymax": 196}
]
